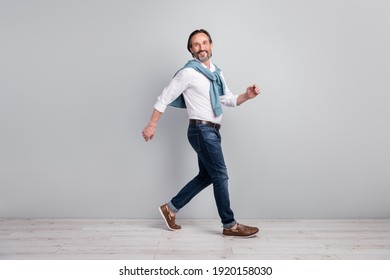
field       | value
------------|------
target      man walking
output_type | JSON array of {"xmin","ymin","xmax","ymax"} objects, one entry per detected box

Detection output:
[{"xmin": 142, "ymin": 29, "xmax": 260, "ymax": 237}]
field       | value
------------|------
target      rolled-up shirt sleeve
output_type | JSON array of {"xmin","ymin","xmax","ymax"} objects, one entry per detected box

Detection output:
[
  {"xmin": 154, "ymin": 69, "xmax": 191, "ymax": 113},
  {"xmin": 219, "ymin": 72, "xmax": 238, "ymax": 107}
]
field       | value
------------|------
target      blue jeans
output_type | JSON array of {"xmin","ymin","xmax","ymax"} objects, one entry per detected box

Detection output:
[{"xmin": 168, "ymin": 123, "xmax": 237, "ymax": 229}]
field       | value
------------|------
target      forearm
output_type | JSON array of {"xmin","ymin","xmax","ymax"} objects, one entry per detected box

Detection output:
[
  {"xmin": 236, "ymin": 84, "xmax": 261, "ymax": 106},
  {"xmin": 147, "ymin": 108, "xmax": 163, "ymax": 127},
  {"xmin": 142, "ymin": 108, "xmax": 163, "ymax": 142},
  {"xmin": 236, "ymin": 92, "xmax": 250, "ymax": 106}
]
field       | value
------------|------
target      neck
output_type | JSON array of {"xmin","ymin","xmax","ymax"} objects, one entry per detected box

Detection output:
[
  {"xmin": 196, "ymin": 58, "xmax": 210, "ymax": 69},
  {"xmin": 193, "ymin": 58, "xmax": 211, "ymax": 69},
  {"xmin": 202, "ymin": 61, "xmax": 211, "ymax": 68}
]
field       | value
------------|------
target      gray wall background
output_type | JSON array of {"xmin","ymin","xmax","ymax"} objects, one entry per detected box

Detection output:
[{"xmin": 1, "ymin": 0, "xmax": 389, "ymax": 219}]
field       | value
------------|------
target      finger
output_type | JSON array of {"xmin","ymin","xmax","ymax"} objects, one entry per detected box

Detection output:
[{"xmin": 251, "ymin": 84, "xmax": 259, "ymax": 92}]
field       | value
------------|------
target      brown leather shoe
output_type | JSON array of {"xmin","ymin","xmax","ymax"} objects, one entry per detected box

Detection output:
[
  {"xmin": 159, "ymin": 204, "xmax": 181, "ymax": 230},
  {"xmin": 223, "ymin": 223, "xmax": 259, "ymax": 237}
]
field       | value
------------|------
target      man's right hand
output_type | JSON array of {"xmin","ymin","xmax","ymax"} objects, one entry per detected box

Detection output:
[
  {"xmin": 142, "ymin": 109, "xmax": 163, "ymax": 142},
  {"xmin": 142, "ymin": 124, "xmax": 156, "ymax": 142}
]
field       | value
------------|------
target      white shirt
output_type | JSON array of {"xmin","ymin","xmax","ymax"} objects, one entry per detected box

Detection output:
[{"xmin": 154, "ymin": 61, "xmax": 238, "ymax": 124}]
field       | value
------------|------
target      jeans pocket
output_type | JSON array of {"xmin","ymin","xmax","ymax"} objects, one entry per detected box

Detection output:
[{"xmin": 201, "ymin": 126, "xmax": 221, "ymax": 142}]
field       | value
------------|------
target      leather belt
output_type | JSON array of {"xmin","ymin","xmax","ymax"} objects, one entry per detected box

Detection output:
[{"xmin": 189, "ymin": 119, "xmax": 221, "ymax": 130}]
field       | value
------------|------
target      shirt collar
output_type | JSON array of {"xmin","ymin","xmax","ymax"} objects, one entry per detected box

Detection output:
[{"xmin": 193, "ymin": 59, "xmax": 215, "ymax": 72}]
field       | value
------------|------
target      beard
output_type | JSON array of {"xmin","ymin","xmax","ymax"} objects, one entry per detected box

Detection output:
[{"xmin": 195, "ymin": 50, "xmax": 212, "ymax": 62}]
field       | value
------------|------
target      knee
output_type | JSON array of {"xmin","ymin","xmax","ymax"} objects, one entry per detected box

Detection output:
[
  {"xmin": 213, "ymin": 169, "xmax": 229, "ymax": 185},
  {"xmin": 220, "ymin": 168, "xmax": 229, "ymax": 181},
  {"xmin": 196, "ymin": 172, "xmax": 213, "ymax": 185}
]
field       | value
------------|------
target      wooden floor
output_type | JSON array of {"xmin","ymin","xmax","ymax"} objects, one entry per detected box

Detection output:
[{"xmin": 1, "ymin": 219, "xmax": 389, "ymax": 260}]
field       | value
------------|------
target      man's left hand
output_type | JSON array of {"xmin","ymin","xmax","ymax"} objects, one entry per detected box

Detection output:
[{"xmin": 246, "ymin": 84, "xmax": 261, "ymax": 99}]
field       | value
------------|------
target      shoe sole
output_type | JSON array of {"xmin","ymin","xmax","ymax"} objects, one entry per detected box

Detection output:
[{"xmin": 158, "ymin": 206, "xmax": 176, "ymax": 231}]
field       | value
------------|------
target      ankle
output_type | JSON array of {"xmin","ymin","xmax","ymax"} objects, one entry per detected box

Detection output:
[{"xmin": 228, "ymin": 224, "xmax": 238, "ymax": 230}]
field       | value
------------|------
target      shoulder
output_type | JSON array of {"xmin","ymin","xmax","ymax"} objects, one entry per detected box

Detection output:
[
  {"xmin": 173, "ymin": 68, "xmax": 194, "ymax": 85},
  {"xmin": 175, "ymin": 67, "xmax": 197, "ymax": 78}
]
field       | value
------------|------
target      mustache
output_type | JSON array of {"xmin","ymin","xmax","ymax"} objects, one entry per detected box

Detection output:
[{"xmin": 197, "ymin": 50, "xmax": 208, "ymax": 55}]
